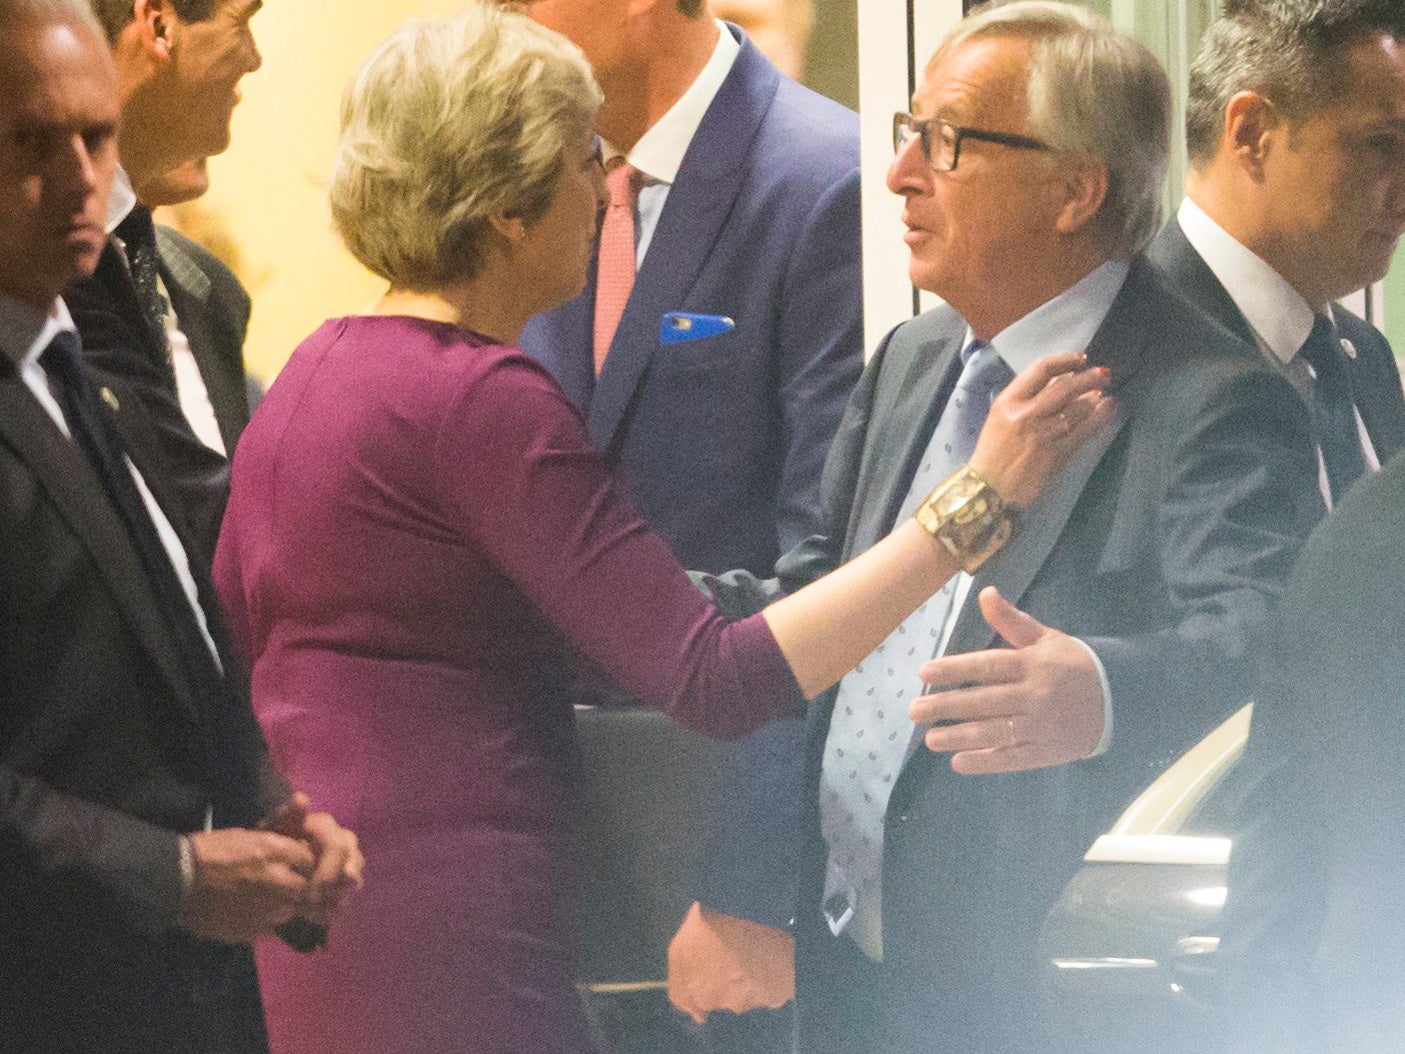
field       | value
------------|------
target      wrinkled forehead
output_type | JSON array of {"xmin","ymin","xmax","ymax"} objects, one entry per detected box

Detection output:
[{"xmin": 915, "ymin": 34, "xmax": 1033, "ymax": 127}]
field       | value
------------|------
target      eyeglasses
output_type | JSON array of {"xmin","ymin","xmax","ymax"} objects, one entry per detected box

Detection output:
[{"xmin": 893, "ymin": 112, "xmax": 1051, "ymax": 172}]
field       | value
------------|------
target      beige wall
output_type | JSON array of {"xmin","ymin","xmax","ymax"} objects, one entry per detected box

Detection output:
[{"xmin": 194, "ymin": 0, "xmax": 460, "ymax": 382}]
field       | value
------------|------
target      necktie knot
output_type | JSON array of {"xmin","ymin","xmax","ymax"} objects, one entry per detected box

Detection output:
[
  {"xmin": 40, "ymin": 329, "xmax": 85, "ymax": 389},
  {"xmin": 957, "ymin": 341, "xmax": 1015, "ymax": 404},
  {"xmin": 604, "ymin": 159, "xmax": 638, "ymax": 210},
  {"xmin": 114, "ymin": 202, "xmax": 157, "ymax": 252},
  {"xmin": 1298, "ymin": 313, "xmax": 1343, "ymax": 375}
]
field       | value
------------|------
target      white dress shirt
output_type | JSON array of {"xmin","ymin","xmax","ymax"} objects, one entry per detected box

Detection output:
[
  {"xmin": 1177, "ymin": 198, "xmax": 1379, "ymax": 504},
  {"xmin": 0, "ymin": 290, "xmax": 222, "ymax": 667},
  {"xmin": 601, "ymin": 20, "xmax": 739, "ymax": 267}
]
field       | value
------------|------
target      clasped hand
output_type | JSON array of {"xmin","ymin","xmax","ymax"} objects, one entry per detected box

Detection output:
[
  {"xmin": 910, "ymin": 587, "xmax": 1106, "ymax": 775},
  {"xmin": 182, "ymin": 792, "xmax": 364, "ymax": 943},
  {"xmin": 667, "ymin": 902, "xmax": 795, "ymax": 1023}
]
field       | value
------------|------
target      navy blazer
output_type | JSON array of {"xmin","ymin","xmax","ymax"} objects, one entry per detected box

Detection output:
[
  {"xmin": 521, "ymin": 27, "xmax": 862, "ymax": 930},
  {"xmin": 520, "ymin": 25, "xmax": 863, "ymax": 578},
  {"xmin": 1148, "ymin": 217, "xmax": 1405, "ymax": 466},
  {"xmin": 703, "ymin": 259, "xmax": 1326, "ymax": 1051}
]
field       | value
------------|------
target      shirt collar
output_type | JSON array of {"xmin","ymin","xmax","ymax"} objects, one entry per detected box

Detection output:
[
  {"xmin": 601, "ymin": 19, "xmax": 739, "ymax": 186},
  {"xmin": 1177, "ymin": 198, "xmax": 1317, "ymax": 366},
  {"xmin": 107, "ymin": 165, "xmax": 138, "ymax": 235},
  {"xmin": 0, "ymin": 290, "xmax": 76, "ymax": 372},
  {"xmin": 978, "ymin": 259, "xmax": 1131, "ymax": 374}
]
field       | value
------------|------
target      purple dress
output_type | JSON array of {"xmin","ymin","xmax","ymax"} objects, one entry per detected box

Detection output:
[{"xmin": 213, "ymin": 316, "xmax": 802, "ymax": 1054}]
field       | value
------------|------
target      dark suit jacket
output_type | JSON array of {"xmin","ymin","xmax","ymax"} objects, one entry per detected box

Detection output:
[
  {"xmin": 156, "ymin": 225, "xmax": 253, "ymax": 457},
  {"xmin": 1218, "ymin": 450, "xmax": 1405, "ymax": 1052},
  {"xmin": 1148, "ymin": 217, "xmax": 1405, "ymax": 465},
  {"xmin": 702, "ymin": 259, "xmax": 1325, "ymax": 1051},
  {"xmin": 0, "ymin": 320, "xmax": 286, "ymax": 1053},
  {"xmin": 521, "ymin": 26, "xmax": 862, "ymax": 930},
  {"xmin": 65, "ymin": 240, "xmax": 231, "ymax": 566}
]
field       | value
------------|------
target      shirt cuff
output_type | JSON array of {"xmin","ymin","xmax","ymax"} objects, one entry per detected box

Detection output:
[
  {"xmin": 177, "ymin": 833, "xmax": 197, "ymax": 916},
  {"xmin": 1072, "ymin": 637, "xmax": 1113, "ymax": 757}
]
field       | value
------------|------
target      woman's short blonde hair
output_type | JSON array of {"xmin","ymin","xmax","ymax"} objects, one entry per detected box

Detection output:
[{"xmin": 330, "ymin": 2, "xmax": 601, "ymax": 290}]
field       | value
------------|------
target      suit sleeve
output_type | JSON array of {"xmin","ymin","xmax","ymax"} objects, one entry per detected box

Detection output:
[
  {"xmin": 1085, "ymin": 363, "xmax": 1325, "ymax": 758},
  {"xmin": 692, "ymin": 332, "xmax": 891, "ymax": 926},
  {"xmin": 0, "ymin": 766, "xmax": 184, "ymax": 935},
  {"xmin": 772, "ymin": 167, "xmax": 865, "ymax": 555}
]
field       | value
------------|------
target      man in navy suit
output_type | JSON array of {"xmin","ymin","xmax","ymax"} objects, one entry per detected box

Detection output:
[
  {"xmin": 696, "ymin": 4, "xmax": 1324, "ymax": 1050},
  {"xmin": 522, "ymin": 1, "xmax": 862, "ymax": 1049},
  {"xmin": 1149, "ymin": 0, "xmax": 1405, "ymax": 497}
]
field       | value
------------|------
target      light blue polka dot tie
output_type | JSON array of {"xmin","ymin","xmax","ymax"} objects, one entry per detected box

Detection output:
[{"xmin": 819, "ymin": 341, "xmax": 1014, "ymax": 934}]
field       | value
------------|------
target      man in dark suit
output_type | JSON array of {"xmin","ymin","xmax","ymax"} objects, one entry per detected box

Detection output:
[
  {"xmin": 139, "ymin": 156, "xmax": 256, "ymax": 458},
  {"xmin": 1177, "ymin": 4, "xmax": 1405, "ymax": 1046},
  {"xmin": 522, "ymin": 1, "xmax": 862, "ymax": 1046},
  {"xmin": 1217, "ymin": 450, "xmax": 1405, "ymax": 1053},
  {"xmin": 65, "ymin": 0, "xmax": 268, "ymax": 560},
  {"xmin": 0, "ymin": 4, "xmax": 360, "ymax": 1051},
  {"xmin": 696, "ymin": 4, "xmax": 1325, "ymax": 1051},
  {"xmin": 1148, "ymin": 0, "xmax": 1405, "ymax": 507}
]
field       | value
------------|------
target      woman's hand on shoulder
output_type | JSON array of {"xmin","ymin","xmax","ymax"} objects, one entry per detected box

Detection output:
[{"xmin": 969, "ymin": 351, "xmax": 1113, "ymax": 509}]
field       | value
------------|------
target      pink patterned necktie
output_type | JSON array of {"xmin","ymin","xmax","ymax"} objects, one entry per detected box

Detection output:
[{"xmin": 593, "ymin": 158, "xmax": 639, "ymax": 375}]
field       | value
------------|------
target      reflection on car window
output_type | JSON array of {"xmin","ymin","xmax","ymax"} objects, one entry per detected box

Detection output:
[{"xmin": 1179, "ymin": 753, "xmax": 1257, "ymax": 837}]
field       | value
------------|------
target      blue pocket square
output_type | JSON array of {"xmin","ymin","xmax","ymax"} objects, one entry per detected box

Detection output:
[{"xmin": 660, "ymin": 312, "xmax": 736, "ymax": 345}]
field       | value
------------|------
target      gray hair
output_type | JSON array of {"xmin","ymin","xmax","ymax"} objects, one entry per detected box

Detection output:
[
  {"xmin": 0, "ymin": 0, "xmax": 104, "ymax": 37},
  {"xmin": 330, "ymin": 1, "xmax": 601, "ymax": 290},
  {"xmin": 1187, "ymin": 0, "xmax": 1405, "ymax": 166},
  {"xmin": 936, "ymin": 0, "xmax": 1171, "ymax": 258}
]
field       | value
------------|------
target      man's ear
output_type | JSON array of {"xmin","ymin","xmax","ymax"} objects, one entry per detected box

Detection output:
[
  {"xmin": 132, "ymin": 0, "xmax": 172, "ymax": 61},
  {"xmin": 1222, "ymin": 91, "xmax": 1279, "ymax": 180},
  {"xmin": 1053, "ymin": 156, "xmax": 1109, "ymax": 236},
  {"xmin": 488, "ymin": 212, "xmax": 528, "ymax": 245}
]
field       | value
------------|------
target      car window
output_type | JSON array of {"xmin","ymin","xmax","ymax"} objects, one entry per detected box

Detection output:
[{"xmin": 1177, "ymin": 752, "xmax": 1255, "ymax": 837}]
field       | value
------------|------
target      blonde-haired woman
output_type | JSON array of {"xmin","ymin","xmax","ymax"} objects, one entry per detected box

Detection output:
[{"xmin": 214, "ymin": 4, "xmax": 1110, "ymax": 1052}]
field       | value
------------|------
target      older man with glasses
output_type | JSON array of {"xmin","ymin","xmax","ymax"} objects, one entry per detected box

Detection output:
[{"xmin": 695, "ymin": 2, "xmax": 1326, "ymax": 1050}]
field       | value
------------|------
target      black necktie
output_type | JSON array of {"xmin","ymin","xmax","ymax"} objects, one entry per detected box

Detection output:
[
  {"xmin": 41, "ymin": 330, "xmax": 249, "ymax": 817},
  {"xmin": 114, "ymin": 204, "xmax": 171, "ymax": 358},
  {"xmin": 1298, "ymin": 313, "xmax": 1367, "ymax": 504}
]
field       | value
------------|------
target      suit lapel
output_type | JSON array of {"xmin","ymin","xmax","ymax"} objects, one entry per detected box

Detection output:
[
  {"xmin": 1335, "ymin": 310, "xmax": 1405, "ymax": 463},
  {"xmin": 156, "ymin": 229, "xmax": 245, "ymax": 453},
  {"xmin": 942, "ymin": 264, "xmax": 1153, "ymax": 655},
  {"xmin": 1149, "ymin": 219, "xmax": 1257, "ymax": 347},
  {"xmin": 587, "ymin": 34, "xmax": 780, "ymax": 450},
  {"xmin": 0, "ymin": 370, "xmax": 189, "ymax": 699},
  {"xmin": 843, "ymin": 314, "xmax": 967, "ymax": 557}
]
